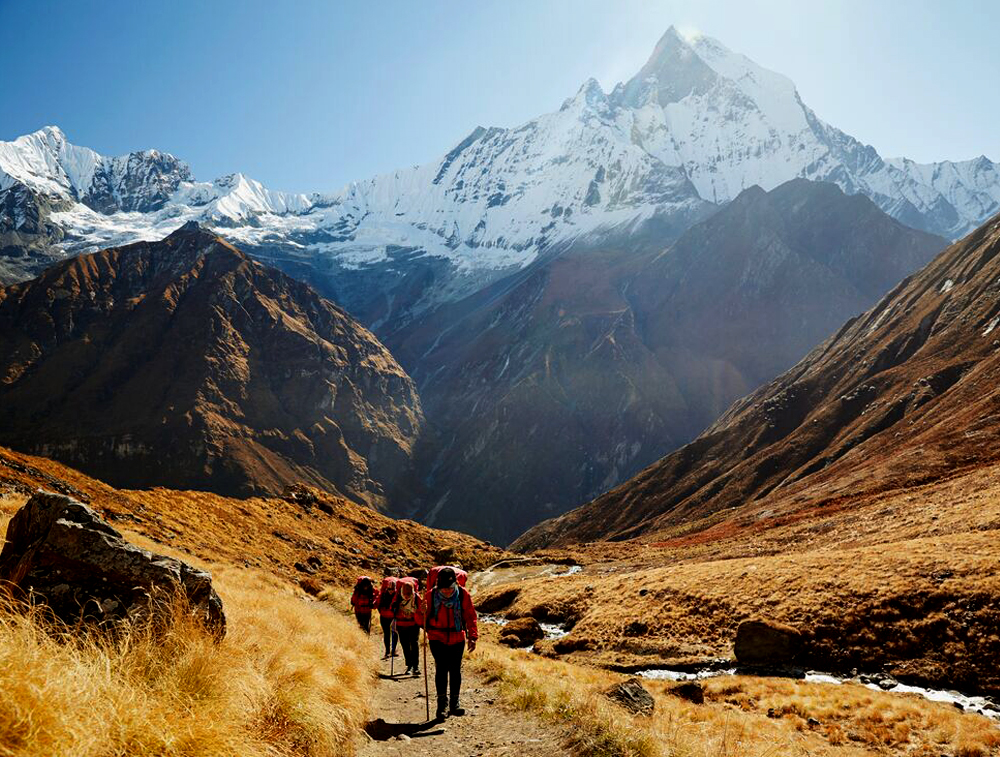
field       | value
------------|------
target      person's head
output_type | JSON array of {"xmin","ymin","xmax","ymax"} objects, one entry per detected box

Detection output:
[
  {"xmin": 436, "ymin": 567, "xmax": 457, "ymax": 594},
  {"xmin": 400, "ymin": 581, "xmax": 414, "ymax": 599}
]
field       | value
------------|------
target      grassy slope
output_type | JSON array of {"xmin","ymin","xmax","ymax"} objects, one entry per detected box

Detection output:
[
  {"xmin": 0, "ymin": 444, "xmax": 507, "ymax": 587},
  {"xmin": 0, "ymin": 501, "xmax": 374, "ymax": 757},
  {"xmin": 479, "ymin": 460, "xmax": 1000, "ymax": 696},
  {"xmin": 3, "ymin": 446, "xmax": 999, "ymax": 756},
  {"xmin": 0, "ymin": 446, "xmax": 506, "ymax": 756},
  {"xmin": 473, "ymin": 642, "xmax": 1000, "ymax": 757}
]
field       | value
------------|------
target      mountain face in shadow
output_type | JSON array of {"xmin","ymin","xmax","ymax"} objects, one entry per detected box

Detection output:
[
  {"xmin": 390, "ymin": 180, "xmax": 944, "ymax": 543},
  {"xmin": 515, "ymin": 209, "xmax": 1000, "ymax": 550}
]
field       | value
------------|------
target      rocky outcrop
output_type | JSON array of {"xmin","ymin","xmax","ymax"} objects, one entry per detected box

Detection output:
[
  {"xmin": 603, "ymin": 677, "xmax": 655, "ymax": 716},
  {"xmin": 0, "ymin": 224, "xmax": 423, "ymax": 509},
  {"xmin": 667, "ymin": 681, "xmax": 705, "ymax": 704},
  {"xmin": 734, "ymin": 620, "xmax": 802, "ymax": 665},
  {"xmin": 499, "ymin": 617, "xmax": 544, "ymax": 647},
  {"xmin": 0, "ymin": 184, "xmax": 73, "ymax": 284},
  {"xmin": 0, "ymin": 490, "xmax": 224, "ymax": 635}
]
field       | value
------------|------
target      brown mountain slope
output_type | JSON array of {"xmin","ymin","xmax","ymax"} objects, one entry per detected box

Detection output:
[
  {"xmin": 515, "ymin": 211, "xmax": 1000, "ymax": 549},
  {"xmin": 390, "ymin": 180, "xmax": 944, "ymax": 544},
  {"xmin": 0, "ymin": 443, "xmax": 504, "ymax": 585},
  {"xmin": 0, "ymin": 223, "xmax": 423, "ymax": 509}
]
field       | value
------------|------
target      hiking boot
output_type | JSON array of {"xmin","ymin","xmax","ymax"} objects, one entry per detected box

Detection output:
[
  {"xmin": 403, "ymin": 666, "xmax": 412, "ymax": 675},
  {"xmin": 412, "ymin": 667, "xmax": 420, "ymax": 676},
  {"xmin": 449, "ymin": 705, "xmax": 466, "ymax": 717}
]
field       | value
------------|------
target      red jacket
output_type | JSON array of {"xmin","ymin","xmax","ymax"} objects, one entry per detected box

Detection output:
[
  {"xmin": 423, "ymin": 586, "xmax": 478, "ymax": 644},
  {"xmin": 376, "ymin": 577, "xmax": 399, "ymax": 619},
  {"xmin": 351, "ymin": 589, "xmax": 374, "ymax": 613}
]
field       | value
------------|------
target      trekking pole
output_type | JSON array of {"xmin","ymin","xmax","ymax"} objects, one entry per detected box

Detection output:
[{"xmin": 423, "ymin": 629, "xmax": 430, "ymax": 721}]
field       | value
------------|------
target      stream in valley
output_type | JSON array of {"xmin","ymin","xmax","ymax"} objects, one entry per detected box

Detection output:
[{"xmin": 472, "ymin": 561, "xmax": 1000, "ymax": 724}]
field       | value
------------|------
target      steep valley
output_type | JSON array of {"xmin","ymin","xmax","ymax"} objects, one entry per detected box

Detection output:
[
  {"xmin": 3, "ymin": 443, "xmax": 999, "ymax": 757},
  {"xmin": 518, "ymin": 211, "xmax": 1000, "ymax": 548},
  {"xmin": 4, "ymin": 10, "xmax": 1000, "ymax": 757},
  {"xmin": 391, "ymin": 180, "xmax": 944, "ymax": 542}
]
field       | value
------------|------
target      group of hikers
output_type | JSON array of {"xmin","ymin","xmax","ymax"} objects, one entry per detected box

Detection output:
[{"xmin": 350, "ymin": 565, "xmax": 478, "ymax": 720}]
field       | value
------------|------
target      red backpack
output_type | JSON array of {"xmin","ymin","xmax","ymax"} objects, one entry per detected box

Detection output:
[
  {"xmin": 352, "ymin": 576, "xmax": 375, "ymax": 610},
  {"xmin": 426, "ymin": 565, "xmax": 468, "ymax": 591},
  {"xmin": 396, "ymin": 576, "xmax": 419, "ymax": 593},
  {"xmin": 378, "ymin": 577, "xmax": 398, "ymax": 611}
]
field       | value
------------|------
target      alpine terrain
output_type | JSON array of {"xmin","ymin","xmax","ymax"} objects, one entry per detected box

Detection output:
[
  {"xmin": 0, "ymin": 222, "xmax": 423, "ymax": 507},
  {"xmin": 390, "ymin": 179, "xmax": 944, "ymax": 542},
  {"xmin": 8, "ymin": 9, "xmax": 1000, "ymax": 757},
  {"xmin": 2, "ymin": 27, "xmax": 998, "ymax": 316},
  {"xmin": 0, "ymin": 26, "xmax": 995, "ymax": 541},
  {"xmin": 516, "ymin": 209, "xmax": 1000, "ymax": 548}
]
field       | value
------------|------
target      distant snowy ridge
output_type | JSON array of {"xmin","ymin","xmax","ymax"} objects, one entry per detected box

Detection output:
[{"xmin": 1, "ymin": 27, "xmax": 998, "ymax": 300}]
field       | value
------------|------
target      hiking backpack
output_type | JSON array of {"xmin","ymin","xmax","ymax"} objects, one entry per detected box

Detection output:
[{"xmin": 378, "ymin": 577, "xmax": 398, "ymax": 610}]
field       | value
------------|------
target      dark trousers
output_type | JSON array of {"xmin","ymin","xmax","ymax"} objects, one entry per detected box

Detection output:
[
  {"xmin": 380, "ymin": 616, "xmax": 398, "ymax": 655},
  {"xmin": 397, "ymin": 624, "xmax": 420, "ymax": 669},
  {"xmin": 429, "ymin": 640, "xmax": 465, "ymax": 709},
  {"xmin": 355, "ymin": 611, "xmax": 371, "ymax": 634}
]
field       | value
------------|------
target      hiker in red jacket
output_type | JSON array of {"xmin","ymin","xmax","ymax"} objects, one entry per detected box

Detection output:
[
  {"xmin": 376, "ymin": 576, "xmax": 400, "ymax": 659},
  {"xmin": 424, "ymin": 567, "xmax": 478, "ymax": 718},
  {"xmin": 391, "ymin": 577, "xmax": 422, "ymax": 675},
  {"xmin": 350, "ymin": 576, "xmax": 376, "ymax": 633}
]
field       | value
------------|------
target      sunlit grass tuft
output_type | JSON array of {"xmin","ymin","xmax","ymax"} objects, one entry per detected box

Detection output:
[
  {"xmin": 0, "ymin": 509, "xmax": 375, "ymax": 757},
  {"xmin": 471, "ymin": 641, "xmax": 1000, "ymax": 757}
]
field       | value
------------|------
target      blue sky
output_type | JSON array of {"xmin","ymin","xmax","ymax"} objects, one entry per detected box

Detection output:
[{"xmin": 1, "ymin": 0, "xmax": 996, "ymax": 193}]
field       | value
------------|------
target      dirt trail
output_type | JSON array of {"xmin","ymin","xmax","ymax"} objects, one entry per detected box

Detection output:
[{"xmin": 357, "ymin": 634, "xmax": 572, "ymax": 757}]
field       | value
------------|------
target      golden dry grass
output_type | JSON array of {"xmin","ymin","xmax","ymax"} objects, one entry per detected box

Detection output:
[
  {"xmin": 0, "ymin": 507, "xmax": 376, "ymax": 757},
  {"xmin": 0, "ymin": 442, "xmax": 506, "ymax": 588},
  {"xmin": 480, "ymin": 463, "xmax": 1000, "ymax": 695},
  {"xmin": 488, "ymin": 528, "xmax": 1000, "ymax": 688},
  {"xmin": 472, "ymin": 642, "xmax": 1000, "ymax": 757},
  {"xmin": 471, "ymin": 643, "xmax": 658, "ymax": 757}
]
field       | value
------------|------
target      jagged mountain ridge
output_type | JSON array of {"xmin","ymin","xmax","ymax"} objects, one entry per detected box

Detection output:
[
  {"xmin": 0, "ymin": 223, "xmax": 423, "ymax": 507},
  {"xmin": 1, "ymin": 27, "xmax": 997, "ymax": 307},
  {"xmin": 388, "ymin": 179, "xmax": 944, "ymax": 543},
  {"xmin": 0, "ymin": 125, "xmax": 191, "ymax": 213},
  {"xmin": 514, "ymin": 209, "xmax": 1000, "ymax": 550}
]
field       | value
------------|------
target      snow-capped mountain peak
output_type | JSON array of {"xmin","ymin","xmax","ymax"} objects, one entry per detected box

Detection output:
[
  {"xmin": 0, "ymin": 125, "xmax": 103, "ymax": 198},
  {"xmin": 621, "ymin": 26, "xmax": 719, "ymax": 107},
  {"xmin": 2, "ymin": 28, "xmax": 999, "ymax": 313},
  {"xmin": 0, "ymin": 125, "xmax": 192, "ymax": 214}
]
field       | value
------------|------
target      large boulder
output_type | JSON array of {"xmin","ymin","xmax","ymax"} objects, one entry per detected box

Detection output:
[
  {"xmin": 499, "ymin": 617, "xmax": 544, "ymax": 647},
  {"xmin": 734, "ymin": 619, "xmax": 801, "ymax": 665},
  {"xmin": 603, "ymin": 677, "xmax": 655, "ymax": 716},
  {"xmin": 0, "ymin": 490, "xmax": 225, "ymax": 636}
]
